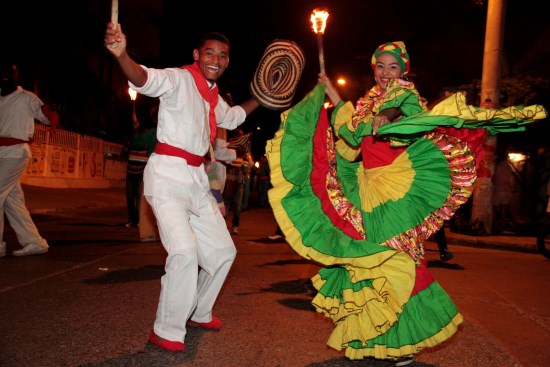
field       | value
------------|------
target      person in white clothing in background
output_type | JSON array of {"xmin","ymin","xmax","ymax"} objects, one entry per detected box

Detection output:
[
  {"xmin": 104, "ymin": 23, "xmax": 261, "ymax": 351},
  {"xmin": 0, "ymin": 62, "xmax": 50, "ymax": 258}
]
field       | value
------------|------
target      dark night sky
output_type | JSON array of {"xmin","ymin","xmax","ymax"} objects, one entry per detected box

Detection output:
[{"xmin": 4, "ymin": 0, "xmax": 550, "ymax": 156}]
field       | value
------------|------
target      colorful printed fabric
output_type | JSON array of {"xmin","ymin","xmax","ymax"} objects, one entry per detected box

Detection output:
[{"xmin": 266, "ymin": 83, "xmax": 547, "ymax": 361}]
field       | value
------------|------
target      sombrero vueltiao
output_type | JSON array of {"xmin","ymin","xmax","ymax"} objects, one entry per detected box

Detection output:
[{"xmin": 250, "ymin": 39, "xmax": 305, "ymax": 111}]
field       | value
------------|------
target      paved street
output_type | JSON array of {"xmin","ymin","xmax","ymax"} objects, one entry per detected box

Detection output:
[{"xmin": 0, "ymin": 186, "xmax": 548, "ymax": 367}]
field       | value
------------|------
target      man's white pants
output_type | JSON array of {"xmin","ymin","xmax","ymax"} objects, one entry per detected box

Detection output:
[{"xmin": 146, "ymin": 166, "xmax": 236, "ymax": 343}]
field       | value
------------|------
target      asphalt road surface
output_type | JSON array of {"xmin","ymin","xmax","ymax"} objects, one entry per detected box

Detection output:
[{"xmin": 0, "ymin": 187, "xmax": 548, "ymax": 367}]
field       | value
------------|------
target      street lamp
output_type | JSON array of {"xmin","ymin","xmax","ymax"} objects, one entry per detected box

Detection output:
[{"xmin": 128, "ymin": 87, "xmax": 137, "ymax": 118}]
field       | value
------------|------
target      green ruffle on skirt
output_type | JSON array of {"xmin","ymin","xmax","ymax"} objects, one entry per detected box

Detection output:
[{"xmin": 266, "ymin": 83, "xmax": 546, "ymax": 361}]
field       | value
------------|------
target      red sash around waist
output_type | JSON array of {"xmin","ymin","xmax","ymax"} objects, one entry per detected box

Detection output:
[
  {"xmin": 0, "ymin": 137, "xmax": 30, "ymax": 146},
  {"xmin": 154, "ymin": 142, "xmax": 204, "ymax": 167}
]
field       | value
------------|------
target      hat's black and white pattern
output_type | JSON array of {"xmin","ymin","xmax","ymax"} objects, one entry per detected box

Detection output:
[{"xmin": 250, "ymin": 39, "xmax": 305, "ymax": 111}]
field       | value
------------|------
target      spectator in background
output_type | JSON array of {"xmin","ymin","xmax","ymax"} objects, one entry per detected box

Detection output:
[
  {"xmin": 241, "ymin": 152, "xmax": 254, "ymax": 211},
  {"xmin": 225, "ymin": 128, "xmax": 253, "ymax": 234},
  {"xmin": 426, "ymin": 86, "xmax": 466, "ymax": 263},
  {"xmin": 133, "ymin": 103, "xmax": 159, "ymax": 241},
  {"xmin": 434, "ymin": 227, "xmax": 453, "ymax": 262},
  {"xmin": 124, "ymin": 114, "xmax": 148, "ymax": 228},
  {"xmin": 268, "ymin": 224, "xmax": 284, "ymax": 241},
  {"xmin": 257, "ymin": 155, "xmax": 270, "ymax": 207},
  {"xmin": 42, "ymin": 103, "xmax": 61, "ymax": 131},
  {"xmin": 227, "ymin": 128, "xmax": 252, "ymax": 158},
  {"xmin": 477, "ymin": 159, "xmax": 492, "ymax": 178},
  {"xmin": 222, "ymin": 160, "xmax": 238, "ymax": 215},
  {"xmin": 208, "ymin": 126, "xmax": 237, "ymax": 217},
  {"xmin": 0, "ymin": 62, "xmax": 50, "ymax": 257},
  {"xmin": 226, "ymin": 156, "xmax": 247, "ymax": 235},
  {"xmin": 492, "ymin": 150, "xmax": 514, "ymax": 233},
  {"xmin": 207, "ymin": 155, "xmax": 227, "ymax": 217},
  {"xmin": 209, "ymin": 92, "xmax": 239, "ymax": 217}
]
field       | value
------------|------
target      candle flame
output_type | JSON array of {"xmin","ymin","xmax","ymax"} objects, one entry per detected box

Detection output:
[
  {"xmin": 311, "ymin": 9, "xmax": 329, "ymax": 34},
  {"xmin": 128, "ymin": 87, "xmax": 137, "ymax": 101}
]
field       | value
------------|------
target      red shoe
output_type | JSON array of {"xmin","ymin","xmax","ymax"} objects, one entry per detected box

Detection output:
[
  {"xmin": 188, "ymin": 316, "xmax": 222, "ymax": 330},
  {"xmin": 148, "ymin": 331, "xmax": 186, "ymax": 351}
]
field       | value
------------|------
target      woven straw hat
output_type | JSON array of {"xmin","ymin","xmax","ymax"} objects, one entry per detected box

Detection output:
[{"xmin": 250, "ymin": 39, "xmax": 305, "ymax": 111}]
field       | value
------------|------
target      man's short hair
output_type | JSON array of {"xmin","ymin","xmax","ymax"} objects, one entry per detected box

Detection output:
[{"xmin": 197, "ymin": 32, "xmax": 230, "ymax": 53}]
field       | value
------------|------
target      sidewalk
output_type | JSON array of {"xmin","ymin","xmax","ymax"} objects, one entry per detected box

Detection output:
[
  {"xmin": 24, "ymin": 184, "xmax": 127, "ymax": 214},
  {"xmin": 22, "ymin": 184, "xmax": 539, "ymax": 254},
  {"xmin": 443, "ymin": 228, "xmax": 538, "ymax": 254}
]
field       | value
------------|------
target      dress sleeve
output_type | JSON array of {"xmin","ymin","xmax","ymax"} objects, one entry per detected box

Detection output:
[{"xmin": 378, "ymin": 83, "xmax": 424, "ymax": 117}]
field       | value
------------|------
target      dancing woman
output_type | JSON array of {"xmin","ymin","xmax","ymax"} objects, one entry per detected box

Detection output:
[{"xmin": 266, "ymin": 41, "xmax": 547, "ymax": 365}]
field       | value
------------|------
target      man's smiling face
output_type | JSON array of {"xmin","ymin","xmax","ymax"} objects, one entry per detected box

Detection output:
[{"xmin": 193, "ymin": 40, "xmax": 230, "ymax": 83}]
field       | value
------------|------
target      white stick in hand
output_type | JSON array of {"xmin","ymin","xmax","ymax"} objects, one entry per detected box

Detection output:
[
  {"xmin": 111, "ymin": 0, "xmax": 119, "ymax": 28},
  {"xmin": 110, "ymin": 0, "xmax": 119, "ymax": 48}
]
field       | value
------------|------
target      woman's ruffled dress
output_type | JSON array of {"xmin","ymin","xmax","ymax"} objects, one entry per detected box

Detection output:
[{"xmin": 266, "ymin": 81, "xmax": 547, "ymax": 360}]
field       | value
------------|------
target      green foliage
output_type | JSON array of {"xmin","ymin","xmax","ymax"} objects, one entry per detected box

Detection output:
[
  {"xmin": 500, "ymin": 75, "xmax": 550, "ymax": 106},
  {"xmin": 463, "ymin": 75, "xmax": 550, "ymax": 107}
]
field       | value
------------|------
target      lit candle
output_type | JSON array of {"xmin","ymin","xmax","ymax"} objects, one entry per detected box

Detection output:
[{"xmin": 310, "ymin": 9, "xmax": 329, "ymax": 74}]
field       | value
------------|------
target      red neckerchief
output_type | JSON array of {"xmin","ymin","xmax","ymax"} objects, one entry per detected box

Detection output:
[{"xmin": 181, "ymin": 62, "xmax": 219, "ymax": 142}]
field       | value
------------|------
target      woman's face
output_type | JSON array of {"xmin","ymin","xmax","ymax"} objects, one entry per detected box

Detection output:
[{"xmin": 373, "ymin": 53, "xmax": 402, "ymax": 90}]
